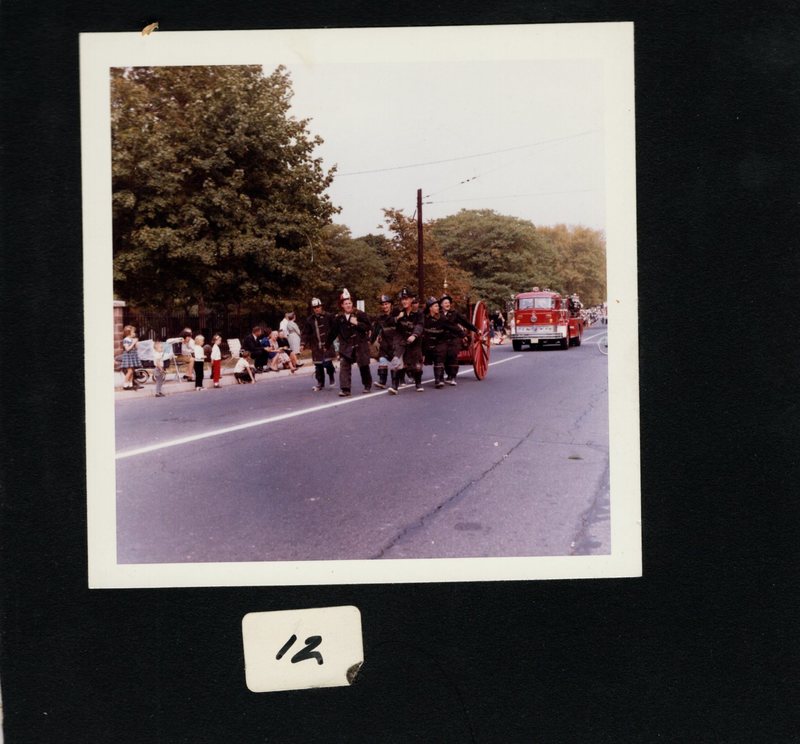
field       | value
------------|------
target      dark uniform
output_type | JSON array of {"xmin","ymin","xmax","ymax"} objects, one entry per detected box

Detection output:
[
  {"xmin": 389, "ymin": 292, "xmax": 425, "ymax": 393},
  {"xmin": 440, "ymin": 295, "xmax": 478, "ymax": 385},
  {"xmin": 328, "ymin": 307, "xmax": 373, "ymax": 395},
  {"xmin": 370, "ymin": 295, "xmax": 396, "ymax": 389},
  {"xmin": 301, "ymin": 304, "xmax": 337, "ymax": 390},
  {"xmin": 422, "ymin": 298, "xmax": 459, "ymax": 388}
]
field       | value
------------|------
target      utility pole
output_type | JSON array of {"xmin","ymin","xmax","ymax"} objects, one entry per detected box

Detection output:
[{"xmin": 417, "ymin": 188, "xmax": 424, "ymax": 300}]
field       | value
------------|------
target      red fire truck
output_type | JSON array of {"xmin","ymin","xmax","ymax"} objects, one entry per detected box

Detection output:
[{"xmin": 510, "ymin": 290, "xmax": 584, "ymax": 350}]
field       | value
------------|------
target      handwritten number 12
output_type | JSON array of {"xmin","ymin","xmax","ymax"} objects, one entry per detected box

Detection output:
[{"xmin": 276, "ymin": 634, "xmax": 324, "ymax": 665}]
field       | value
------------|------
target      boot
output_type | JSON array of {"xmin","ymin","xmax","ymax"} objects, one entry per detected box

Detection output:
[
  {"xmin": 360, "ymin": 365, "xmax": 372, "ymax": 393},
  {"xmin": 398, "ymin": 370, "xmax": 407, "ymax": 388},
  {"xmin": 389, "ymin": 370, "xmax": 400, "ymax": 395},
  {"xmin": 434, "ymin": 364, "xmax": 445, "ymax": 388},
  {"xmin": 375, "ymin": 367, "xmax": 388, "ymax": 389},
  {"xmin": 414, "ymin": 371, "xmax": 424, "ymax": 392}
]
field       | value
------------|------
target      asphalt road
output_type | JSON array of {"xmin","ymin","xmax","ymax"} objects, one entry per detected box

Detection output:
[{"xmin": 115, "ymin": 328, "xmax": 610, "ymax": 563}]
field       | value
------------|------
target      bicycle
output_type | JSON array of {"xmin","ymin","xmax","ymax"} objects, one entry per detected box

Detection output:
[{"xmin": 597, "ymin": 333, "xmax": 608, "ymax": 355}]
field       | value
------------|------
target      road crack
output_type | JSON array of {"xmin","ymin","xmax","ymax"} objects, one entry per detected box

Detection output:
[{"xmin": 372, "ymin": 421, "xmax": 541, "ymax": 558}]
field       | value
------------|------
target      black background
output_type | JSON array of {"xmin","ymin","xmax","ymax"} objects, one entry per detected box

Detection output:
[{"xmin": 2, "ymin": 2, "xmax": 798, "ymax": 742}]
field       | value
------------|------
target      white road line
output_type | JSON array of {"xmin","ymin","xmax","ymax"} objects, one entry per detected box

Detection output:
[{"xmin": 115, "ymin": 355, "xmax": 524, "ymax": 459}]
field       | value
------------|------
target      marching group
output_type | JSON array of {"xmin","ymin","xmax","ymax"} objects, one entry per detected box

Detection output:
[{"xmin": 119, "ymin": 287, "xmax": 480, "ymax": 397}]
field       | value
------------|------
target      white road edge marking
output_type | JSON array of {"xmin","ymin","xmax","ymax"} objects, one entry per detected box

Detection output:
[{"xmin": 116, "ymin": 355, "xmax": 524, "ymax": 459}]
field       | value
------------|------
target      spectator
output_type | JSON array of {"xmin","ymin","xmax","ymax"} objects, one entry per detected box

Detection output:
[
  {"xmin": 153, "ymin": 340, "xmax": 167, "ymax": 397},
  {"xmin": 265, "ymin": 330, "xmax": 296, "ymax": 373},
  {"xmin": 120, "ymin": 325, "xmax": 141, "ymax": 391},
  {"xmin": 193, "ymin": 334, "xmax": 206, "ymax": 390},
  {"xmin": 241, "ymin": 326, "xmax": 268, "ymax": 372},
  {"xmin": 210, "ymin": 334, "xmax": 223, "ymax": 388},
  {"xmin": 234, "ymin": 350, "xmax": 256, "ymax": 383},
  {"xmin": 277, "ymin": 330, "xmax": 301, "ymax": 369},
  {"xmin": 180, "ymin": 329, "xmax": 195, "ymax": 381},
  {"xmin": 284, "ymin": 312, "xmax": 302, "ymax": 357},
  {"xmin": 259, "ymin": 327, "xmax": 275, "ymax": 367}
]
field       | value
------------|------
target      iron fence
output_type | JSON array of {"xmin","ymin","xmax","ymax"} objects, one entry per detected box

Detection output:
[{"xmin": 123, "ymin": 310, "xmax": 285, "ymax": 344}]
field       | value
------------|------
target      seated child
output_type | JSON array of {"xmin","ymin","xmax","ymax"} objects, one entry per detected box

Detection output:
[{"xmin": 234, "ymin": 350, "xmax": 256, "ymax": 383}]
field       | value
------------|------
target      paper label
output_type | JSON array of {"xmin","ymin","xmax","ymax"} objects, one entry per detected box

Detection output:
[{"xmin": 242, "ymin": 606, "xmax": 363, "ymax": 693}]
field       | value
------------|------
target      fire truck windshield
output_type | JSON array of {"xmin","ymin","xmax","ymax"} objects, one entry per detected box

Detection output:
[{"xmin": 518, "ymin": 297, "xmax": 556, "ymax": 310}]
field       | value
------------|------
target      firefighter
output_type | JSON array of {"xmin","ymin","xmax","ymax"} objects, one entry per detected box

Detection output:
[
  {"xmin": 301, "ymin": 297, "xmax": 337, "ymax": 392},
  {"xmin": 370, "ymin": 294, "xmax": 396, "ymax": 389},
  {"xmin": 439, "ymin": 293, "xmax": 479, "ymax": 386},
  {"xmin": 327, "ymin": 288, "xmax": 373, "ymax": 397},
  {"xmin": 389, "ymin": 287, "xmax": 424, "ymax": 394},
  {"xmin": 422, "ymin": 296, "xmax": 453, "ymax": 389}
]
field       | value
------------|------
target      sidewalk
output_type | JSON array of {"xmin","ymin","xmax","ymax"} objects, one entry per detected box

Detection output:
[{"xmin": 114, "ymin": 360, "xmax": 323, "ymax": 402}]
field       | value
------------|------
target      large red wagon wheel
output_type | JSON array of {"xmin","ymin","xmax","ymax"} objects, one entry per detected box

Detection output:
[{"xmin": 470, "ymin": 300, "xmax": 491, "ymax": 380}]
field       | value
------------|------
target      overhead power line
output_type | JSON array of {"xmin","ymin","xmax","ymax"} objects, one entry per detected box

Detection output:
[
  {"xmin": 424, "ymin": 188, "xmax": 598, "ymax": 205},
  {"xmin": 336, "ymin": 129, "xmax": 599, "ymax": 177}
]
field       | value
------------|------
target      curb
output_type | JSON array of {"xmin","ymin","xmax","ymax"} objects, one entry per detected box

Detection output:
[{"xmin": 114, "ymin": 361, "xmax": 324, "ymax": 402}]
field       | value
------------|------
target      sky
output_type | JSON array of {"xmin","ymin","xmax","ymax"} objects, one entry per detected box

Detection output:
[{"xmin": 281, "ymin": 59, "xmax": 606, "ymax": 238}]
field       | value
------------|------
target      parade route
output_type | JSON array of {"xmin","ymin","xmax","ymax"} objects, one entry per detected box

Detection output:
[
  {"xmin": 114, "ymin": 340, "xmax": 609, "ymax": 563},
  {"xmin": 116, "ymin": 354, "xmax": 523, "ymax": 459}
]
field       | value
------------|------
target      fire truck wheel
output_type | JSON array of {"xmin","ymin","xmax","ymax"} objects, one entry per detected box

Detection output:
[
  {"xmin": 560, "ymin": 336, "xmax": 569, "ymax": 350},
  {"xmin": 512, "ymin": 340, "xmax": 523, "ymax": 352},
  {"xmin": 573, "ymin": 334, "xmax": 582, "ymax": 347}
]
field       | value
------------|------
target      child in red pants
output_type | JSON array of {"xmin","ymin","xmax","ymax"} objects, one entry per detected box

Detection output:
[{"xmin": 210, "ymin": 334, "xmax": 223, "ymax": 388}]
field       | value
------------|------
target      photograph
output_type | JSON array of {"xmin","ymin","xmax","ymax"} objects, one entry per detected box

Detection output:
[{"xmin": 81, "ymin": 23, "xmax": 640, "ymax": 587}]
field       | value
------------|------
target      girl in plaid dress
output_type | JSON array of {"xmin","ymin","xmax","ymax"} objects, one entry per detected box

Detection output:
[{"xmin": 121, "ymin": 325, "xmax": 141, "ymax": 391}]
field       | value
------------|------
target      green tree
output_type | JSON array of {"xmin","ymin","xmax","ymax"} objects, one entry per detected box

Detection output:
[
  {"xmin": 311, "ymin": 224, "xmax": 388, "ymax": 313},
  {"xmin": 429, "ymin": 209, "xmax": 558, "ymax": 310},
  {"xmin": 536, "ymin": 224, "xmax": 606, "ymax": 305},
  {"xmin": 111, "ymin": 65, "xmax": 338, "ymax": 314}
]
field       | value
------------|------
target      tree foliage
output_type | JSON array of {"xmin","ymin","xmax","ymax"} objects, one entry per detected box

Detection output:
[
  {"xmin": 430, "ymin": 209, "xmax": 557, "ymax": 309},
  {"xmin": 309, "ymin": 224, "xmax": 388, "ymax": 312},
  {"xmin": 536, "ymin": 224, "xmax": 607, "ymax": 306},
  {"xmin": 111, "ymin": 65, "xmax": 337, "ymax": 312},
  {"xmin": 111, "ymin": 66, "xmax": 606, "ymax": 316},
  {"xmin": 430, "ymin": 209, "xmax": 606, "ymax": 309},
  {"xmin": 378, "ymin": 209, "xmax": 472, "ymax": 304}
]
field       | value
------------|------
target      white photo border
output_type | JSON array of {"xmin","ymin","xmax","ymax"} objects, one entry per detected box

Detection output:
[{"xmin": 81, "ymin": 23, "xmax": 640, "ymax": 588}]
